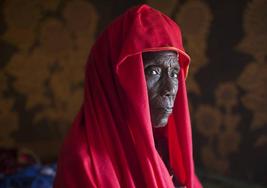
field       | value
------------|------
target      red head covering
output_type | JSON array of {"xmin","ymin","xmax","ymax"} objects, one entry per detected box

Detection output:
[{"xmin": 54, "ymin": 5, "xmax": 202, "ymax": 188}]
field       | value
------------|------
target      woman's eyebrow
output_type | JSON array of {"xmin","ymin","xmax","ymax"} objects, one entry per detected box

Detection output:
[{"xmin": 143, "ymin": 59, "xmax": 159, "ymax": 68}]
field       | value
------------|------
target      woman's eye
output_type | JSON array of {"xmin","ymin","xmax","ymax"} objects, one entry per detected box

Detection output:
[
  {"xmin": 145, "ymin": 67, "xmax": 160, "ymax": 76},
  {"xmin": 151, "ymin": 70, "xmax": 158, "ymax": 75},
  {"xmin": 171, "ymin": 71, "xmax": 178, "ymax": 78}
]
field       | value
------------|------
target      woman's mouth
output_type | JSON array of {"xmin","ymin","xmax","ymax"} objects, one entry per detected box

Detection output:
[{"xmin": 164, "ymin": 107, "xmax": 173, "ymax": 113}]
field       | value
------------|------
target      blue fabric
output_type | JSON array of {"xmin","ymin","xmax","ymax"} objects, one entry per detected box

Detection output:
[{"xmin": 0, "ymin": 164, "xmax": 56, "ymax": 188}]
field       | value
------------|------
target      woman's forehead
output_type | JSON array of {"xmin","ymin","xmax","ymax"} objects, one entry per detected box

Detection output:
[
  {"xmin": 142, "ymin": 50, "xmax": 177, "ymax": 59},
  {"xmin": 142, "ymin": 51, "xmax": 179, "ymax": 67}
]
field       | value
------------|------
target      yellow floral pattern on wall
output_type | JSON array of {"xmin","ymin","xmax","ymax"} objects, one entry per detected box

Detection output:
[
  {"xmin": 172, "ymin": 0, "xmax": 265, "ymax": 181},
  {"xmin": 195, "ymin": 82, "xmax": 241, "ymax": 175},
  {"xmin": 5, "ymin": 0, "xmax": 97, "ymax": 122},
  {"xmin": 2, "ymin": 0, "xmax": 41, "ymax": 51},
  {"xmin": 237, "ymin": 0, "xmax": 267, "ymax": 62},
  {"xmin": 237, "ymin": 0, "xmax": 267, "ymax": 148},
  {"xmin": 175, "ymin": 0, "xmax": 212, "ymax": 95},
  {"xmin": 195, "ymin": 105, "xmax": 222, "ymax": 137},
  {"xmin": 0, "ymin": 0, "xmax": 98, "ymax": 159}
]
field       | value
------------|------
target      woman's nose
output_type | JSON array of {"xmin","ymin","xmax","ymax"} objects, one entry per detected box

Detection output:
[{"xmin": 160, "ymin": 74, "xmax": 178, "ymax": 97}]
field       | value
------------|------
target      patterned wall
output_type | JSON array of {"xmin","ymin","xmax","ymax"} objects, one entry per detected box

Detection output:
[{"xmin": 0, "ymin": 0, "xmax": 266, "ymax": 185}]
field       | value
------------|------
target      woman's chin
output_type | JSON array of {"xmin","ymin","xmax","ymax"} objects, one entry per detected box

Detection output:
[
  {"xmin": 152, "ymin": 118, "xmax": 168, "ymax": 128},
  {"xmin": 152, "ymin": 114, "xmax": 169, "ymax": 128}
]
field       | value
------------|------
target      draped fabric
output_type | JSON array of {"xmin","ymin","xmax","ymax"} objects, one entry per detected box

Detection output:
[{"xmin": 54, "ymin": 4, "xmax": 202, "ymax": 188}]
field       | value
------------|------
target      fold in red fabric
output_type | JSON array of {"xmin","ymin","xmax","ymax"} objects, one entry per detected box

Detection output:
[{"xmin": 54, "ymin": 4, "xmax": 202, "ymax": 188}]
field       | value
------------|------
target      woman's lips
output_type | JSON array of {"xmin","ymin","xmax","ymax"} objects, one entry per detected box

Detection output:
[
  {"xmin": 157, "ymin": 107, "xmax": 173, "ymax": 114},
  {"xmin": 151, "ymin": 96, "xmax": 174, "ymax": 114},
  {"xmin": 164, "ymin": 107, "xmax": 173, "ymax": 113}
]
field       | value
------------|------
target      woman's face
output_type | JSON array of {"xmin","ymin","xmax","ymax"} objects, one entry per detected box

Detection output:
[{"xmin": 142, "ymin": 51, "xmax": 179, "ymax": 128}]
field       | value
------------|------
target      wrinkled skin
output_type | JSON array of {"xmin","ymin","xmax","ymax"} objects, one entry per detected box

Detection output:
[{"xmin": 142, "ymin": 51, "xmax": 179, "ymax": 128}]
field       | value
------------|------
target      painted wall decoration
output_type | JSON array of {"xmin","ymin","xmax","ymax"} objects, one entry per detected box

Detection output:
[
  {"xmin": 0, "ymin": 0, "xmax": 98, "ymax": 160},
  {"xmin": 0, "ymin": 0, "xmax": 266, "ymax": 185}
]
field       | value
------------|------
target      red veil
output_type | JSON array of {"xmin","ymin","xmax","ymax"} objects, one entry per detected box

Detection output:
[{"xmin": 54, "ymin": 5, "xmax": 202, "ymax": 188}]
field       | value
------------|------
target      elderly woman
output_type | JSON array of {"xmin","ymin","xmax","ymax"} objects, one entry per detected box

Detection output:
[{"xmin": 54, "ymin": 5, "xmax": 202, "ymax": 188}]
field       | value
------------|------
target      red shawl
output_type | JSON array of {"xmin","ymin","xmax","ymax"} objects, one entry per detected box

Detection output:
[{"xmin": 54, "ymin": 4, "xmax": 202, "ymax": 188}]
